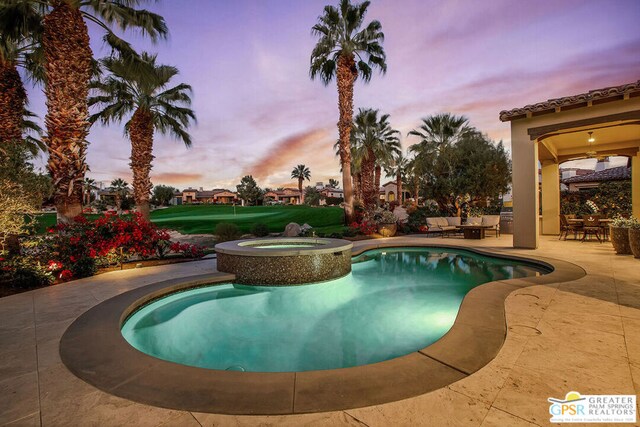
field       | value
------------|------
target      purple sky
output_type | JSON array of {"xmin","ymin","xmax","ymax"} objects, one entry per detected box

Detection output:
[{"xmin": 28, "ymin": 0, "xmax": 640, "ymax": 190}]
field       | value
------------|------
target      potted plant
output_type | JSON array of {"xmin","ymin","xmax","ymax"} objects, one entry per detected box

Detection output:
[
  {"xmin": 610, "ymin": 216, "xmax": 632, "ymax": 255},
  {"xmin": 628, "ymin": 217, "xmax": 640, "ymax": 259},
  {"xmin": 374, "ymin": 208, "xmax": 398, "ymax": 237}
]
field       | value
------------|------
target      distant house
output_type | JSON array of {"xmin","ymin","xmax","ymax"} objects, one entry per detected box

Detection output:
[
  {"xmin": 172, "ymin": 187, "xmax": 239, "ymax": 205},
  {"xmin": 319, "ymin": 187, "xmax": 343, "ymax": 199},
  {"xmin": 264, "ymin": 188, "xmax": 301, "ymax": 204},
  {"xmin": 562, "ymin": 166, "xmax": 631, "ymax": 191},
  {"xmin": 379, "ymin": 181, "xmax": 410, "ymax": 203}
]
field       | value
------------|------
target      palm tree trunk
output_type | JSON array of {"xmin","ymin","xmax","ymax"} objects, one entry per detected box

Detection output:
[
  {"xmin": 353, "ymin": 172, "xmax": 362, "ymax": 205},
  {"xmin": 396, "ymin": 173, "xmax": 403, "ymax": 204},
  {"xmin": 43, "ymin": 1, "xmax": 92, "ymax": 224},
  {"xmin": 361, "ymin": 148, "xmax": 376, "ymax": 211},
  {"xmin": 336, "ymin": 54, "xmax": 357, "ymax": 224},
  {"xmin": 0, "ymin": 59, "xmax": 26, "ymax": 144},
  {"xmin": 298, "ymin": 178, "xmax": 304, "ymax": 204},
  {"xmin": 129, "ymin": 108, "xmax": 154, "ymax": 221},
  {"xmin": 374, "ymin": 164, "xmax": 381, "ymax": 205}
]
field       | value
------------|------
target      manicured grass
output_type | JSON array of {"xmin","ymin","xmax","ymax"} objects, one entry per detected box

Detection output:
[
  {"xmin": 34, "ymin": 205, "xmax": 346, "ymax": 235},
  {"xmin": 151, "ymin": 205, "xmax": 345, "ymax": 234}
]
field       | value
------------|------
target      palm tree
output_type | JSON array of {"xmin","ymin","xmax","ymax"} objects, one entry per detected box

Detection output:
[
  {"xmin": 408, "ymin": 113, "xmax": 471, "ymax": 155},
  {"xmin": 384, "ymin": 152, "xmax": 408, "ymax": 204},
  {"xmin": 328, "ymin": 178, "xmax": 339, "ymax": 188},
  {"xmin": 0, "ymin": 2, "xmax": 43, "ymax": 146},
  {"xmin": 89, "ymin": 53, "xmax": 195, "ymax": 220},
  {"xmin": 82, "ymin": 177, "xmax": 97, "ymax": 206},
  {"xmin": 1, "ymin": 0, "xmax": 168, "ymax": 223},
  {"xmin": 291, "ymin": 164, "xmax": 311, "ymax": 204},
  {"xmin": 351, "ymin": 108, "xmax": 400, "ymax": 210},
  {"xmin": 110, "ymin": 178, "xmax": 128, "ymax": 213},
  {"xmin": 408, "ymin": 113, "xmax": 471, "ymax": 208},
  {"xmin": 310, "ymin": 0, "xmax": 386, "ymax": 223}
]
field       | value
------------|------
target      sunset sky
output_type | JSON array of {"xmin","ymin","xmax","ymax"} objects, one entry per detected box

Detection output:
[{"xmin": 27, "ymin": 0, "xmax": 640, "ymax": 190}]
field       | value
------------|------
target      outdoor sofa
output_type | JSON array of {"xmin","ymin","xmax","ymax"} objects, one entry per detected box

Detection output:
[{"xmin": 425, "ymin": 215, "xmax": 500, "ymax": 237}]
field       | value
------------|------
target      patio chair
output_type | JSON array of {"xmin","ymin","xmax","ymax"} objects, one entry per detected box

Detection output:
[
  {"xmin": 581, "ymin": 214, "xmax": 602, "ymax": 243},
  {"xmin": 559, "ymin": 214, "xmax": 581, "ymax": 240}
]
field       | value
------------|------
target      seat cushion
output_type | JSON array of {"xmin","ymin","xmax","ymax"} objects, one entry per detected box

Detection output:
[
  {"xmin": 467, "ymin": 216, "xmax": 482, "ymax": 226},
  {"xmin": 445, "ymin": 216, "xmax": 461, "ymax": 226},
  {"xmin": 441, "ymin": 225, "xmax": 457, "ymax": 231},
  {"xmin": 482, "ymin": 215, "xmax": 500, "ymax": 227},
  {"xmin": 436, "ymin": 217, "xmax": 448, "ymax": 227},
  {"xmin": 426, "ymin": 218, "xmax": 441, "ymax": 229}
]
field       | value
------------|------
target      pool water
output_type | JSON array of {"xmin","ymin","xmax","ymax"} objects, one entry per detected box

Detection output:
[{"xmin": 121, "ymin": 248, "xmax": 546, "ymax": 372}]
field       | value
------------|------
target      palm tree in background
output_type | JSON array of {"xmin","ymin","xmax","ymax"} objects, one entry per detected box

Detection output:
[
  {"xmin": 351, "ymin": 108, "xmax": 400, "ymax": 210},
  {"xmin": 82, "ymin": 177, "xmax": 98, "ymax": 206},
  {"xmin": 291, "ymin": 164, "xmax": 311, "ymax": 204},
  {"xmin": 408, "ymin": 113, "xmax": 471, "ymax": 206},
  {"xmin": 328, "ymin": 178, "xmax": 339, "ymax": 188},
  {"xmin": 384, "ymin": 151, "xmax": 408, "ymax": 204},
  {"xmin": 0, "ymin": 2, "xmax": 43, "ymax": 146},
  {"xmin": 110, "ymin": 178, "xmax": 128, "ymax": 213},
  {"xmin": 89, "ymin": 53, "xmax": 195, "ymax": 220},
  {"xmin": 408, "ymin": 113, "xmax": 471, "ymax": 155},
  {"xmin": 310, "ymin": 0, "xmax": 387, "ymax": 223},
  {"xmin": 2, "ymin": 0, "xmax": 168, "ymax": 223}
]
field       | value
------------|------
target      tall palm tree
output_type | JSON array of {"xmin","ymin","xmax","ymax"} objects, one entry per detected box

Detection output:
[
  {"xmin": 1, "ymin": 0, "xmax": 168, "ymax": 223},
  {"xmin": 291, "ymin": 164, "xmax": 311, "ymax": 204},
  {"xmin": 384, "ymin": 151, "xmax": 408, "ymax": 204},
  {"xmin": 351, "ymin": 108, "xmax": 400, "ymax": 210},
  {"xmin": 310, "ymin": 0, "xmax": 386, "ymax": 223},
  {"xmin": 82, "ymin": 177, "xmax": 97, "ymax": 206},
  {"xmin": 89, "ymin": 53, "xmax": 195, "ymax": 220},
  {"xmin": 110, "ymin": 178, "xmax": 128, "ymax": 213}
]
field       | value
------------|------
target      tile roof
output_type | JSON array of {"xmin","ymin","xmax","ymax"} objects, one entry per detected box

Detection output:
[
  {"xmin": 499, "ymin": 80, "xmax": 640, "ymax": 122},
  {"xmin": 562, "ymin": 166, "xmax": 631, "ymax": 184}
]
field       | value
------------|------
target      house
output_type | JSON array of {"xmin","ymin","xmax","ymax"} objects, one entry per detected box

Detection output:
[
  {"xmin": 319, "ymin": 187, "xmax": 343, "ymax": 199},
  {"xmin": 264, "ymin": 188, "xmax": 301, "ymax": 204},
  {"xmin": 378, "ymin": 181, "xmax": 410, "ymax": 203},
  {"xmin": 562, "ymin": 165, "xmax": 631, "ymax": 192},
  {"xmin": 173, "ymin": 187, "xmax": 239, "ymax": 205}
]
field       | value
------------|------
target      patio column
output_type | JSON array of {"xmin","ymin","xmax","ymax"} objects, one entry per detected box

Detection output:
[
  {"xmin": 511, "ymin": 123, "xmax": 539, "ymax": 249},
  {"xmin": 541, "ymin": 159, "xmax": 560, "ymax": 235},
  {"xmin": 633, "ymin": 153, "xmax": 640, "ymax": 218}
]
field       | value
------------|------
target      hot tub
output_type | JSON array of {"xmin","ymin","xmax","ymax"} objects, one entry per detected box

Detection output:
[{"xmin": 214, "ymin": 237, "xmax": 353, "ymax": 285}]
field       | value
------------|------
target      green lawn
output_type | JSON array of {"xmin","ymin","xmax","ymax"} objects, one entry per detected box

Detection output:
[{"xmin": 35, "ymin": 205, "xmax": 346, "ymax": 235}]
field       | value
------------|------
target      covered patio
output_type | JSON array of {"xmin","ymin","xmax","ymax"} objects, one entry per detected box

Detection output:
[{"xmin": 500, "ymin": 81, "xmax": 640, "ymax": 249}]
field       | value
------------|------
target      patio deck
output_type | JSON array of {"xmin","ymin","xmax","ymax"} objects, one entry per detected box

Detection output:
[{"xmin": 1, "ymin": 235, "xmax": 638, "ymax": 426}]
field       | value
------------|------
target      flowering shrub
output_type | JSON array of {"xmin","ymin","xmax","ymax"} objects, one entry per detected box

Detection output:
[
  {"xmin": 169, "ymin": 242, "xmax": 205, "ymax": 258},
  {"xmin": 350, "ymin": 220, "xmax": 378, "ymax": 235},
  {"xmin": 3, "ymin": 212, "xmax": 206, "ymax": 286}
]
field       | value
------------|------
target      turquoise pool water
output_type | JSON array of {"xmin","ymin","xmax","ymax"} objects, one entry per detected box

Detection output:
[{"xmin": 121, "ymin": 247, "xmax": 547, "ymax": 372}]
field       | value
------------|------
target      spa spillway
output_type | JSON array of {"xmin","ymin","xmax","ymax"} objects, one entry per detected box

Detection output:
[{"xmin": 214, "ymin": 237, "xmax": 353, "ymax": 285}]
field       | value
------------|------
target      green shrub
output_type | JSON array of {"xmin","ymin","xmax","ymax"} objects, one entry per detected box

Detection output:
[
  {"xmin": 0, "ymin": 255, "xmax": 54, "ymax": 289},
  {"xmin": 250, "ymin": 223, "xmax": 270, "ymax": 237},
  {"xmin": 215, "ymin": 222, "xmax": 240, "ymax": 242},
  {"xmin": 342, "ymin": 227, "xmax": 356, "ymax": 237}
]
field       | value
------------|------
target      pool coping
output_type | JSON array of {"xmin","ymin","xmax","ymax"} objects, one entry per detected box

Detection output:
[{"xmin": 59, "ymin": 242, "xmax": 586, "ymax": 415}]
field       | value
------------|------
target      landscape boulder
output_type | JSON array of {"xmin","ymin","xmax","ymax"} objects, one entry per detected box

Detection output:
[{"xmin": 283, "ymin": 222, "xmax": 302, "ymax": 237}]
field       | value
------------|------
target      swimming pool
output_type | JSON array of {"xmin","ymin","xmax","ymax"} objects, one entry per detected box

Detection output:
[{"xmin": 121, "ymin": 247, "xmax": 547, "ymax": 372}]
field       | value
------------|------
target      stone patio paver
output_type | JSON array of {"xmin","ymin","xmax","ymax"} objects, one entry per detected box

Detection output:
[{"xmin": 0, "ymin": 235, "xmax": 638, "ymax": 426}]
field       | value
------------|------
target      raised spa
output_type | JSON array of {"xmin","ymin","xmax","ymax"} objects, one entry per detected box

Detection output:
[
  {"xmin": 122, "ymin": 247, "xmax": 549, "ymax": 373},
  {"xmin": 215, "ymin": 237, "xmax": 353, "ymax": 285}
]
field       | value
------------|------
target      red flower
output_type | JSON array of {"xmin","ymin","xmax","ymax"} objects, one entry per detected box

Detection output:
[{"xmin": 59, "ymin": 269, "xmax": 73, "ymax": 280}]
